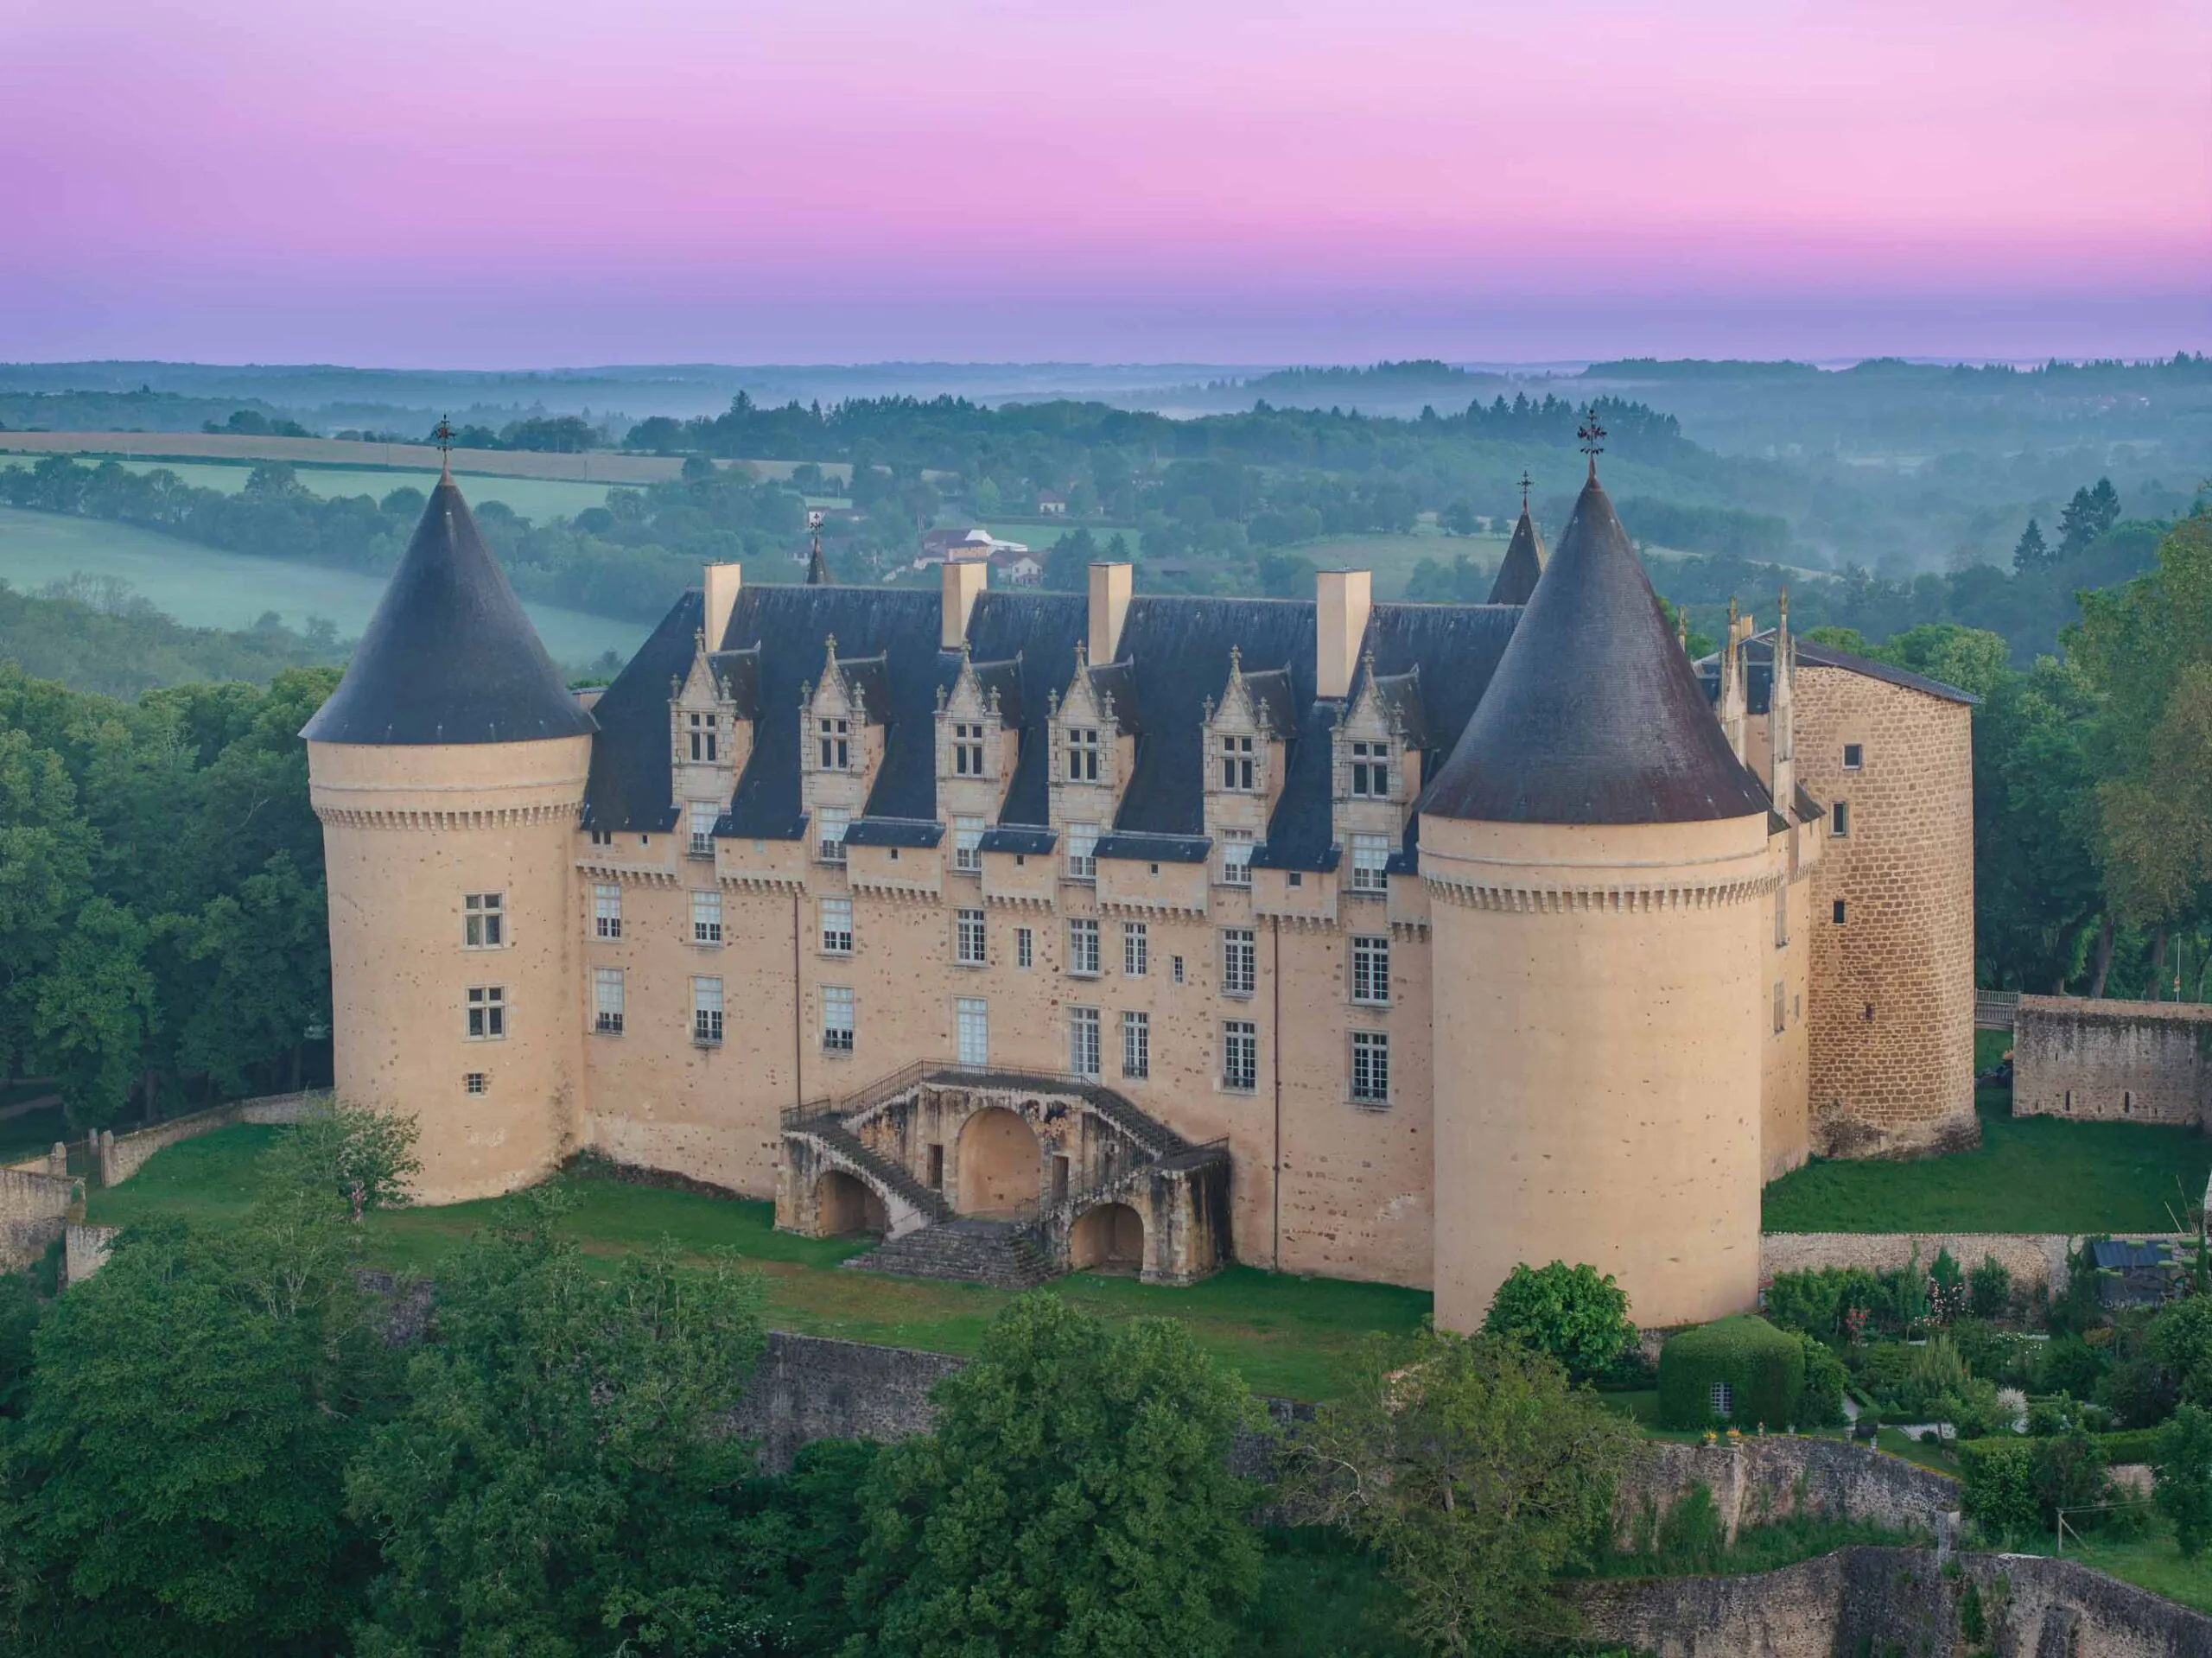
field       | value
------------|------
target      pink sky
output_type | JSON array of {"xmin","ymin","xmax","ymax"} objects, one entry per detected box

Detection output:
[{"xmin": 3, "ymin": 0, "xmax": 2207, "ymax": 365}]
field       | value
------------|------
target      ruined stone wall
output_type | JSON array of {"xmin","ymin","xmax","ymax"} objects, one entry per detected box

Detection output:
[
  {"xmin": 1613, "ymin": 1436, "xmax": 1958, "ymax": 1550},
  {"xmin": 1761, "ymin": 1230, "xmax": 2082, "ymax": 1297},
  {"xmin": 2013, "ymin": 994, "xmax": 2212, "ymax": 1128},
  {"xmin": 0, "ymin": 1166, "xmax": 77, "ymax": 1271},
  {"xmin": 1797, "ymin": 668, "xmax": 1978, "ymax": 1159},
  {"xmin": 65, "ymin": 1223, "xmax": 117, "ymax": 1286},
  {"xmin": 98, "ymin": 1091, "xmax": 321, "ymax": 1187},
  {"xmin": 1568, "ymin": 1547, "xmax": 2212, "ymax": 1658}
]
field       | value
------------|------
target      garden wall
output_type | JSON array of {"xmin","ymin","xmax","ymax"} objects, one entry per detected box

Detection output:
[
  {"xmin": 98, "ymin": 1091, "xmax": 321, "ymax": 1187},
  {"xmin": 1758, "ymin": 1230, "xmax": 2199, "ymax": 1298},
  {"xmin": 0, "ymin": 1166, "xmax": 79, "ymax": 1272},
  {"xmin": 65, "ymin": 1223, "xmax": 117, "ymax": 1286},
  {"xmin": 1568, "ymin": 1547, "xmax": 2212, "ymax": 1657},
  {"xmin": 1614, "ymin": 1436, "xmax": 1957, "ymax": 1551},
  {"xmin": 2013, "ymin": 994, "xmax": 2212, "ymax": 1129}
]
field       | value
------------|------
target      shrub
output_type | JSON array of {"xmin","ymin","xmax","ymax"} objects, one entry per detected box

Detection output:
[
  {"xmin": 1960, "ymin": 1439, "xmax": 2038, "ymax": 1540},
  {"xmin": 2157, "ymin": 1403, "xmax": 2212, "ymax": 1558},
  {"xmin": 1936, "ymin": 1378, "xmax": 2012, "ymax": 1442},
  {"xmin": 2031, "ymin": 1426, "xmax": 2110, "ymax": 1528},
  {"xmin": 1654, "ymin": 1481, "xmax": 1726, "ymax": 1572},
  {"xmin": 2038, "ymin": 1337, "xmax": 2110, "ymax": 1400},
  {"xmin": 1764, "ymin": 1268, "xmax": 1845, "ymax": 1340},
  {"xmin": 1968, "ymin": 1255, "xmax": 2012, "ymax": 1321},
  {"xmin": 1897, "ymin": 1335, "xmax": 1971, "ymax": 1416},
  {"xmin": 1795, "ymin": 1336, "xmax": 1847, "ymax": 1429},
  {"xmin": 1483, "ymin": 1261, "xmax": 1637, "ymax": 1379},
  {"xmin": 2094, "ymin": 1427, "xmax": 2166, "ymax": 1465},
  {"xmin": 1657, "ymin": 1317, "xmax": 1804, "ymax": 1430},
  {"xmin": 2152, "ymin": 1294, "xmax": 2212, "ymax": 1408}
]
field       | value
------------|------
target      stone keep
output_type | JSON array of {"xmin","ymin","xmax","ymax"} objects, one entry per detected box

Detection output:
[{"xmin": 304, "ymin": 473, "xmax": 594, "ymax": 1203}]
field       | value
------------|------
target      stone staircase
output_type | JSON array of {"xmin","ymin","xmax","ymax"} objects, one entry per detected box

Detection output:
[
  {"xmin": 848, "ymin": 1217, "xmax": 1056, "ymax": 1289},
  {"xmin": 804, "ymin": 1123, "xmax": 952, "ymax": 1227}
]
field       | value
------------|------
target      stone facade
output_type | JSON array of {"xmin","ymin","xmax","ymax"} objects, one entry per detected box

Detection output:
[
  {"xmin": 1569, "ymin": 1547, "xmax": 2212, "ymax": 1657},
  {"xmin": 2013, "ymin": 994, "xmax": 2212, "ymax": 1128},
  {"xmin": 1613, "ymin": 1435, "xmax": 1958, "ymax": 1550},
  {"xmin": 1789, "ymin": 665, "xmax": 1978, "ymax": 1158}
]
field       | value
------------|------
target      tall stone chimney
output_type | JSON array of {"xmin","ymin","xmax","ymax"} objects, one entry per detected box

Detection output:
[
  {"xmin": 1314, "ymin": 569, "xmax": 1372, "ymax": 701},
  {"xmin": 941, "ymin": 557, "xmax": 986, "ymax": 651},
  {"xmin": 1088, "ymin": 562, "xmax": 1132, "ymax": 664},
  {"xmin": 703, "ymin": 562, "xmax": 743, "ymax": 652}
]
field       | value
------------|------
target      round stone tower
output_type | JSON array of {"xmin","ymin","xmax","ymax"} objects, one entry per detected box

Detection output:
[
  {"xmin": 303, "ymin": 470, "xmax": 595, "ymax": 1204},
  {"xmin": 1419, "ymin": 469, "xmax": 1774, "ymax": 1331}
]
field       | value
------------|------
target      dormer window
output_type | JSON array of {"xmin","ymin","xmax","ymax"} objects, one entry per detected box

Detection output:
[
  {"xmin": 1066, "ymin": 727, "xmax": 1102, "ymax": 783},
  {"xmin": 1220, "ymin": 734, "xmax": 1256, "ymax": 791},
  {"xmin": 1350, "ymin": 740, "xmax": 1389, "ymax": 798},
  {"xmin": 953, "ymin": 721, "xmax": 987, "ymax": 777},
  {"xmin": 687, "ymin": 712, "xmax": 718, "ymax": 763},
  {"xmin": 818, "ymin": 717, "xmax": 851, "ymax": 771}
]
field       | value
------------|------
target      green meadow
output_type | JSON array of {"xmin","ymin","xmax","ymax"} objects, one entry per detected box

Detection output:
[
  {"xmin": 0, "ymin": 453, "xmax": 620, "ymax": 523},
  {"xmin": 0, "ymin": 505, "xmax": 646, "ymax": 664}
]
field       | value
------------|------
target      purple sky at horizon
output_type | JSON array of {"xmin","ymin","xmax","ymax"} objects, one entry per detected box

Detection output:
[{"xmin": 3, "ymin": 0, "xmax": 2207, "ymax": 367}]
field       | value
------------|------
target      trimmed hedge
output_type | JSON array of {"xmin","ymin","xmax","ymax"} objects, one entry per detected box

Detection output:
[
  {"xmin": 1657, "ymin": 1317, "xmax": 1805, "ymax": 1430},
  {"xmin": 1958, "ymin": 1428, "xmax": 2164, "ymax": 1468}
]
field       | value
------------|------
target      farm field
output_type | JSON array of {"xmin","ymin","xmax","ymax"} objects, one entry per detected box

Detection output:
[
  {"xmin": 978, "ymin": 518, "xmax": 1143, "ymax": 550},
  {"xmin": 87, "ymin": 1123, "xmax": 1431, "ymax": 1401},
  {"xmin": 0, "ymin": 505, "xmax": 646, "ymax": 665},
  {"xmin": 1288, "ymin": 530, "xmax": 1507, "ymax": 600},
  {"xmin": 0, "ymin": 454, "xmax": 621, "ymax": 523}
]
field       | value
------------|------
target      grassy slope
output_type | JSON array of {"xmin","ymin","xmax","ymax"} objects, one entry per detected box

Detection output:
[
  {"xmin": 1761, "ymin": 1091, "xmax": 2212, "ymax": 1235},
  {"xmin": 86, "ymin": 1126, "xmax": 1429, "ymax": 1401}
]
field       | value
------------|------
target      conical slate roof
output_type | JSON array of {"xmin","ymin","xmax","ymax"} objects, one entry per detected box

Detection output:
[
  {"xmin": 805, "ymin": 540, "xmax": 834, "ymax": 585},
  {"xmin": 302, "ymin": 477, "xmax": 595, "ymax": 746},
  {"xmin": 1487, "ymin": 507, "xmax": 1546, "ymax": 605},
  {"xmin": 1421, "ymin": 474, "xmax": 1769, "ymax": 825}
]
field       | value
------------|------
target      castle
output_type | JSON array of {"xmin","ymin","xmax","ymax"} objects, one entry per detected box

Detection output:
[{"xmin": 303, "ymin": 456, "xmax": 1977, "ymax": 1329}]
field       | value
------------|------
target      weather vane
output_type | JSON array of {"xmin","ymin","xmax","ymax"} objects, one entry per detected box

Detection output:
[
  {"xmin": 1576, "ymin": 405, "xmax": 1606, "ymax": 480},
  {"xmin": 1518, "ymin": 468, "xmax": 1532, "ymax": 512},
  {"xmin": 433, "ymin": 415, "xmax": 455, "ymax": 475}
]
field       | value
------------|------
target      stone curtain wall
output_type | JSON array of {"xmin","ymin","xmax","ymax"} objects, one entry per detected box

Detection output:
[
  {"xmin": 0, "ymin": 1166, "xmax": 79, "ymax": 1271},
  {"xmin": 1760, "ymin": 1230, "xmax": 2095, "ymax": 1297},
  {"xmin": 98, "ymin": 1091, "xmax": 321, "ymax": 1187},
  {"xmin": 1797, "ymin": 668, "xmax": 1978, "ymax": 1159},
  {"xmin": 729, "ymin": 1331, "xmax": 967, "ymax": 1474},
  {"xmin": 2014, "ymin": 994, "xmax": 2212, "ymax": 1129},
  {"xmin": 1613, "ymin": 1437, "xmax": 1959, "ymax": 1551},
  {"xmin": 65, "ymin": 1223, "xmax": 117, "ymax": 1286},
  {"xmin": 1569, "ymin": 1547, "xmax": 2212, "ymax": 1657}
]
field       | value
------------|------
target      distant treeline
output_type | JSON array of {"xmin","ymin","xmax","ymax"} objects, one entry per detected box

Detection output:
[
  {"xmin": 0, "ymin": 387, "xmax": 312, "ymax": 436},
  {"xmin": 0, "ymin": 577, "xmax": 343, "ymax": 699},
  {"xmin": 1617, "ymin": 497, "xmax": 1791, "ymax": 562}
]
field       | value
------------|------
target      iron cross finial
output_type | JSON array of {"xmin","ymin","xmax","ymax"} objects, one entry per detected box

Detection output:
[
  {"xmin": 1576, "ymin": 405, "xmax": 1606, "ymax": 480},
  {"xmin": 1518, "ymin": 469, "xmax": 1532, "ymax": 512},
  {"xmin": 433, "ymin": 415, "xmax": 455, "ymax": 477}
]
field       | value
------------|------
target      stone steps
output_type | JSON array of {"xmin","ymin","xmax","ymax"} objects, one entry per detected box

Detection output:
[
  {"xmin": 846, "ymin": 1217, "xmax": 1059, "ymax": 1289},
  {"xmin": 804, "ymin": 1125, "xmax": 953, "ymax": 1224}
]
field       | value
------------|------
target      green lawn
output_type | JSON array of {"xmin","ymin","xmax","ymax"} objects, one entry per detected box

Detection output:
[
  {"xmin": 86, "ymin": 1125, "xmax": 1431, "ymax": 1401},
  {"xmin": 2005, "ymin": 1521, "xmax": 2212, "ymax": 1614},
  {"xmin": 1761, "ymin": 1092, "xmax": 2211, "ymax": 1235}
]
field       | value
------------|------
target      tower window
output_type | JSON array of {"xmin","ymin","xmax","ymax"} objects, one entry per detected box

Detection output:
[
  {"xmin": 1220, "ymin": 734, "xmax": 1256, "ymax": 791},
  {"xmin": 1065, "ymin": 823, "xmax": 1098, "ymax": 881},
  {"xmin": 1223, "ymin": 928, "xmax": 1256, "ymax": 996},
  {"xmin": 1222, "ymin": 1020, "xmax": 1258, "ymax": 1092},
  {"xmin": 819, "ymin": 896, "xmax": 853, "ymax": 956},
  {"xmin": 465, "ymin": 986, "xmax": 505, "ymax": 1041},
  {"xmin": 1351, "ymin": 1030, "xmax": 1389, "ymax": 1106},
  {"xmin": 1067, "ymin": 918, "xmax": 1101, "ymax": 977},
  {"xmin": 818, "ymin": 717, "xmax": 851, "ymax": 771},
  {"xmin": 463, "ymin": 892, "xmax": 505, "ymax": 950},
  {"xmin": 953, "ymin": 721, "xmax": 987, "ymax": 778},
  {"xmin": 1350, "ymin": 834, "xmax": 1389, "ymax": 894},
  {"xmin": 594, "ymin": 883, "xmax": 622, "ymax": 939},
  {"xmin": 956, "ymin": 908, "xmax": 988, "ymax": 967},
  {"xmin": 1065, "ymin": 727, "xmax": 1101, "ymax": 783},
  {"xmin": 1122, "ymin": 1010, "xmax": 1150, "ymax": 1080},
  {"xmin": 1015, "ymin": 925, "xmax": 1033, "ymax": 969},
  {"xmin": 1068, "ymin": 1006, "xmax": 1102, "ymax": 1078},
  {"xmin": 817, "ymin": 808, "xmax": 849, "ymax": 864},
  {"xmin": 1833, "ymin": 899, "xmax": 1847, "ymax": 924},
  {"xmin": 594, "ymin": 968, "xmax": 625, "ymax": 1035},
  {"xmin": 687, "ymin": 800, "xmax": 718, "ymax": 857},
  {"xmin": 692, "ymin": 976, "xmax": 724, "ymax": 1046},
  {"xmin": 463, "ymin": 1071, "xmax": 487, "ymax": 1096},
  {"xmin": 589, "ymin": 829, "xmax": 613, "ymax": 847},
  {"xmin": 953, "ymin": 816, "xmax": 983, "ymax": 873},
  {"xmin": 1773, "ymin": 981, "xmax": 1786, "ymax": 1034},
  {"xmin": 690, "ymin": 889, "xmax": 723, "ymax": 945},
  {"xmin": 1220, "ymin": 829, "xmax": 1254, "ymax": 887},
  {"xmin": 1351, "ymin": 935, "xmax": 1389, "ymax": 1006},
  {"xmin": 688, "ymin": 712, "xmax": 718, "ymax": 763},
  {"xmin": 1842, "ymin": 743, "xmax": 1863, "ymax": 771},
  {"xmin": 1350, "ymin": 740, "xmax": 1390, "ymax": 798},
  {"xmin": 1830, "ymin": 801, "xmax": 1850, "ymax": 838},
  {"xmin": 822, "ymin": 985, "xmax": 855, "ymax": 1052},
  {"xmin": 1122, "ymin": 921, "xmax": 1148, "ymax": 978}
]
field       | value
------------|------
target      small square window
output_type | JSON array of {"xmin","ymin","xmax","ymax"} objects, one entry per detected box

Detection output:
[
  {"xmin": 589, "ymin": 829, "xmax": 613, "ymax": 847},
  {"xmin": 463, "ymin": 1071, "xmax": 487, "ymax": 1096},
  {"xmin": 1842, "ymin": 743, "xmax": 1864, "ymax": 771},
  {"xmin": 1833, "ymin": 899, "xmax": 1847, "ymax": 924},
  {"xmin": 1831, "ymin": 801, "xmax": 1850, "ymax": 838},
  {"xmin": 463, "ymin": 892, "xmax": 505, "ymax": 950}
]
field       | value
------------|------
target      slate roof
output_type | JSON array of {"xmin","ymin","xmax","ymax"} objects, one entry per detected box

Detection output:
[
  {"xmin": 1695, "ymin": 632, "xmax": 1979, "ymax": 713},
  {"xmin": 1488, "ymin": 508, "xmax": 1547, "ymax": 606},
  {"xmin": 302, "ymin": 477, "xmax": 595, "ymax": 747},
  {"xmin": 1422, "ymin": 474, "xmax": 1771, "ymax": 826}
]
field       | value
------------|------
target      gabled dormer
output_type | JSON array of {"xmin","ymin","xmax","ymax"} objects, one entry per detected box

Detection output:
[
  {"xmin": 1047, "ymin": 643, "xmax": 1127, "ymax": 882},
  {"xmin": 938, "ymin": 646, "xmax": 1021, "ymax": 874},
  {"xmin": 1332, "ymin": 653, "xmax": 1424, "ymax": 897},
  {"xmin": 666, "ymin": 632, "xmax": 755, "ymax": 856},
  {"xmin": 1202, "ymin": 646, "xmax": 1287, "ymax": 887},
  {"xmin": 798, "ymin": 635, "xmax": 886, "ymax": 864}
]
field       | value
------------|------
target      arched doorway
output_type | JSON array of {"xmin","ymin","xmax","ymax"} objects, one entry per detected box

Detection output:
[
  {"xmin": 816, "ymin": 1169, "xmax": 888, "ymax": 1237},
  {"xmin": 956, "ymin": 1107, "xmax": 1040, "ymax": 1217},
  {"xmin": 1070, "ymin": 1201, "xmax": 1145, "ymax": 1273}
]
